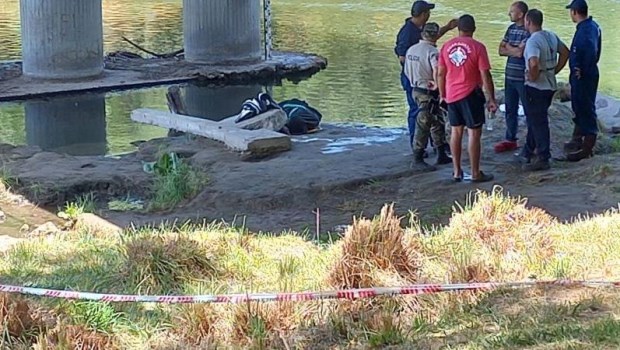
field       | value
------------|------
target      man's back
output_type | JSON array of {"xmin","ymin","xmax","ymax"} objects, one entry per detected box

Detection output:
[
  {"xmin": 439, "ymin": 36, "xmax": 491, "ymax": 103},
  {"xmin": 524, "ymin": 30, "xmax": 563, "ymax": 91},
  {"xmin": 404, "ymin": 41, "xmax": 438, "ymax": 89}
]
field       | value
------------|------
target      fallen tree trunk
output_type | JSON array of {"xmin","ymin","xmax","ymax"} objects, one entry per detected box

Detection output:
[{"xmin": 131, "ymin": 108, "xmax": 291, "ymax": 157}]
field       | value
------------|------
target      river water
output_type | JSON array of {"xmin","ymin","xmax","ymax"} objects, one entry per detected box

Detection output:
[{"xmin": 0, "ymin": 0, "xmax": 618, "ymax": 155}]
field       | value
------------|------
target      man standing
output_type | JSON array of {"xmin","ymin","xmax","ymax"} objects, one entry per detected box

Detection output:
[
  {"xmin": 395, "ymin": 1, "xmax": 457, "ymax": 152},
  {"xmin": 404, "ymin": 23, "xmax": 452, "ymax": 171},
  {"xmin": 495, "ymin": 1, "xmax": 530, "ymax": 154},
  {"xmin": 521, "ymin": 9, "xmax": 570, "ymax": 171},
  {"xmin": 564, "ymin": 0, "xmax": 602, "ymax": 161},
  {"xmin": 437, "ymin": 15, "xmax": 498, "ymax": 183}
]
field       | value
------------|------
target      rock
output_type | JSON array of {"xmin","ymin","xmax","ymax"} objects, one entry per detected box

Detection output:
[
  {"xmin": 75, "ymin": 213, "xmax": 122, "ymax": 236},
  {"xmin": 27, "ymin": 222, "xmax": 61, "ymax": 238},
  {"xmin": 0, "ymin": 210, "xmax": 5, "ymax": 223},
  {"xmin": 612, "ymin": 127, "xmax": 620, "ymax": 134},
  {"xmin": 0, "ymin": 236, "xmax": 22, "ymax": 253},
  {"xmin": 555, "ymin": 83, "xmax": 571, "ymax": 102}
]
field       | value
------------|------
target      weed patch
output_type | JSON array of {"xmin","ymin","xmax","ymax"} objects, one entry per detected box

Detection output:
[{"xmin": 147, "ymin": 153, "xmax": 205, "ymax": 211}]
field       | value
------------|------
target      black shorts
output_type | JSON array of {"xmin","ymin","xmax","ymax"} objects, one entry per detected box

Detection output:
[{"xmin": 447, "ymin": 88, "xmax": 486, "ymax": 129}]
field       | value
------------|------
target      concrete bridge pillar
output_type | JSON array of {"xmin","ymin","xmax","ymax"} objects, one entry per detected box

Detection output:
[
  {"xmin": 25, "ymin": 94, "xmax": 107, "ymax": 156},
  {"xmin": 20, "ymin": 0, "xmax": 104, "ymax": 79},
  {"xmin": 183, "ymin": 0, "xmax": 262, "ymax": 63}
]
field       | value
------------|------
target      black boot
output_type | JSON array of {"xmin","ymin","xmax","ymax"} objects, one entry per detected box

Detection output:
[
  {"xmin": 564, "ymin": 125, "xmax": 583, "ymax": 154},
  {"xmin": 436, "ymin": 145, "xmax": 452, "ymax": 165},
  {"xmin": 566, "ymin": 134, "xmax": 596, "ymax": 162},
  {"xmin": 411, "ymin": 149, "xmax": 437, "ymax": 172}
]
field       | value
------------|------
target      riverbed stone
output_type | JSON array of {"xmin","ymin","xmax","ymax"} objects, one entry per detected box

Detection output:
[{"xmin": 27, "ymin": 222, "xmax": 61, "ymax": 237}]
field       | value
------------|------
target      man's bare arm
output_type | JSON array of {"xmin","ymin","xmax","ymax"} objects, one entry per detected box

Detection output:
[
  {"xmin": 437, "ymin": 65, "xmax": 447, "ymax": 99},
  {"xmin": 437, "ymin": 19, "xmax": 458, "ymax": 40},
  {"xmin": 481, "ymin": 69, "xmax": 498, "ymax": 112},
  {"xmin": 399, "ymin": 55, "xmax": 406, "ymax": 64},
  {"xmin": 499, "ymin": 41, "xmax": 524, "ymax": 58},
  {"xmin": 527, "ymin": 57, "xmax": 540, "ymax": 82},
  {"xmin": 555, "ymin": 42, "xmax": 570, "ymax": 74}
]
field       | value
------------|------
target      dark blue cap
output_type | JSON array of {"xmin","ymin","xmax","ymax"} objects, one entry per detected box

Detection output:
[
  {"xmin": 412, "ymin": 1, "xmax": 435, "ymax": 16},
  {"xmin": 566, "ymin": 0, "xmax": 588, "ymax": 10}
]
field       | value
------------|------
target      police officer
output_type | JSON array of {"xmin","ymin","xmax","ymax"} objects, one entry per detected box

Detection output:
[
  {"xmin": 404, "ymin": 23, "xmax": 452, "ymax": 171},
  {"xmin": 394, "ymin": 1, "xmax": 457, "ymax": 154},
  {"xmin": 564, "ymin": 0, "xmax": 602, "ymax": 161}
]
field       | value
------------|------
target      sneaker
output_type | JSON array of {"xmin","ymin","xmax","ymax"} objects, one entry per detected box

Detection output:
[{"xmin": 494, "ymin": 141, "xmax": 518, "ymax": 153}]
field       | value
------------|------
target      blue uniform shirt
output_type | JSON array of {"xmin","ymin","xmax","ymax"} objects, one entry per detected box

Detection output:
[
  {"xmin": 395, "ymin": 18, "xmax": 423, "ymax": 67},
  {"xmin": 569, "ymin": 17, "xmax": 602, "ymax": 78}
]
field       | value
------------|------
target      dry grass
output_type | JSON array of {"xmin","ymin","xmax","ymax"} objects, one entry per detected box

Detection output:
[
  {"xmin": 328, "ymin": 204, "xmax": 419, "ymax": 289},
  {"xmin": 0, "ymin": 187, "xmax": 619, "ymax": 348},
  {"xmin": 120, "ymin": 233, "xmax": 219, "ymax": 294}
]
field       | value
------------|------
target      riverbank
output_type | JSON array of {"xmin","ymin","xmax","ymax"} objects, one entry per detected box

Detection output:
[
  {"xmin": 0, "ymin": 189, "xmax": 619, "ymax": 349},
  {"xmin": 0, "ymin": 94, "xmax": 619, "ymax": 237},
  {"xmin": 0, "ymin": 51, "xmax": 328, "ymax": 102}
]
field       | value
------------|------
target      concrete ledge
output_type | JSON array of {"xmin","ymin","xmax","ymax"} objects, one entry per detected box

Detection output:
[{"xmin": 0, "ymin": 51, "xmax": 328, "ymax": 102}]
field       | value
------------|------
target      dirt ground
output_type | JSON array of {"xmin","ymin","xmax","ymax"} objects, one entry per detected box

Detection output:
[{"xmin": 0, "ymin": 96, "xmax": 618, "ymax": 237}]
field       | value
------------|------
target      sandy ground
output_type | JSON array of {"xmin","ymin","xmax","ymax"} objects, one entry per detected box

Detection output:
[{"xmin": 0, "ymin": 96, "xmax": 618, "ymax": 238}]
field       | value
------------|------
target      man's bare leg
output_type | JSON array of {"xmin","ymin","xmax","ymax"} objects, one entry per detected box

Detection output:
[
  {"xmin": 451, "ymin": 126, "xmax": 464, "ymax": 178},
  {"xmin": 468, "ymin": 127, "xmax": 483, "ymax": 179}
]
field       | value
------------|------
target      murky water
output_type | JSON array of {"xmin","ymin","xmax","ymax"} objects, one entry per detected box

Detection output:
[{"xmin": 1, "ymin": 0, "xmax": 619, "ymax": 155}]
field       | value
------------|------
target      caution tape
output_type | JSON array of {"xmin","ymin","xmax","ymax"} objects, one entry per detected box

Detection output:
[{"xmin": 0, "ymin": 280, "xmax": 619, "ymax": 304}]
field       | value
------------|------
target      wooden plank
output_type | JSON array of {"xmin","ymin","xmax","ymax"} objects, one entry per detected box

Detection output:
[
  {"xmin": 218, "ymin": 108, "xmax": 288, "ymax": 131},
  {"xmin": 131, "ymin": 108, "xmax": 291, "ymax": 155}
]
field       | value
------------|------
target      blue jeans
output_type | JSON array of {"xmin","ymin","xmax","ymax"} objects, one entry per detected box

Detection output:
[
  {"xmin": 504, "ymin": 78, "xmax": 526, "ymax": 142},
  {"xmin": 401, "ymin": 72, "xmax": 419, "ymax": 150},
  {"xmin": 522, "ymin": 86, "xmax": 554, "ymax": 161}
]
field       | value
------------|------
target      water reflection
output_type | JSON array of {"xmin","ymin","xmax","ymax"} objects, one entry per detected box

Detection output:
[
  {"xmin": 25, "ymin": 94, "xmax": 107, "ymax": 156},
  {"xmin": 181, "ymin": 84, "xmax": 264, "ymax": 121}
]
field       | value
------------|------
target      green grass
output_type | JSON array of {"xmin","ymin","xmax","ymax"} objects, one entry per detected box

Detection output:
[
  {"xmin": 1, "ymin": 186, "xmax": 620, "ymax": 349},
  {"xmin": 148, "ymin": 160, "xmax": 205, "ymax": 212},
  {"xmin": 58, "ymin": 192, "xmax": 97, "ymax": 220}
]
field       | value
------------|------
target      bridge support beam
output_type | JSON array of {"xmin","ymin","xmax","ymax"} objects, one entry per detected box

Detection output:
[
  {"xmin": 183, "ymin": 0, "xmax": 262, "ymax": 63},
  {"xmin": 20, "ymin": 0, "xmax": 104, "ymax": 79}
]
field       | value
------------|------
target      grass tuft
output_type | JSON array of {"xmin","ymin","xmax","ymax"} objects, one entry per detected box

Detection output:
[
  {"xmin": 148, "ymin": 155, "xmax": 205, "ymax": 212},
  {"xmin": 328, "ymin": 203, "xmax": 419, "ymax": 289},
  {"xmin": 120, "ymin": 233, "xmax": 218, "ymax": 294}
]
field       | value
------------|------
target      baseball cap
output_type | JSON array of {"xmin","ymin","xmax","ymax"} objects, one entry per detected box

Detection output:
[
  {"xmin": 458, "ymin": 14, "xmax": 476, "ymax": 32},
  {"xmin": 411, "ymin": 1, "xmax": 435, "ymax": 16},
  {"xmin": 566, "ymin": 0, "xmax": 588, "ymax": 10},
  {"xmin": 422, "ymin": 22, "xmax": 440, "ymax": 38}
]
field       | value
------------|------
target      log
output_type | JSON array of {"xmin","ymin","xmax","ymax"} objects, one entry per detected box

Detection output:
[{"xmin": 131, "ymin": 108, "xmax": 291, "ymax": 156}]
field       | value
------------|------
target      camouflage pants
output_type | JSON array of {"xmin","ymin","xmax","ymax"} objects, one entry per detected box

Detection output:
[{"xmin": 413, "ymin": 91, "xmax": 448, "ymax": 152}]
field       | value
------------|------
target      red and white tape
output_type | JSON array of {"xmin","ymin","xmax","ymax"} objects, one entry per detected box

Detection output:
[{"xmin": 0, "ymin": 280, "xmax": 618, "ymax": 304}]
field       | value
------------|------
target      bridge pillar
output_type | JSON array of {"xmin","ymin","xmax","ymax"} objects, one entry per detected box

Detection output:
[
  {"xmin": 183, "ymin": 0, "xmax": 262, "ymax": 63},
  {"xmin": 20, "ymin": 0, "xmax": 104, "ymax": 79}
]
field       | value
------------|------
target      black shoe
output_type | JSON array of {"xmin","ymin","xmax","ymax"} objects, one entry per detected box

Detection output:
[
  {"xmin": 436, "ymin": 145, "xmax": 453, "ymax": 165},
  {"xmin": 453, "ymin": 169, "xmax": 464, "ymax": 182},
  {"xmin": 522, "ymin": 159, "xmax": 551, "ymax": 172},
  {"xmin": 411, "ymin": 149, "xmax": 437, "ymax": 172},
  {"xmin": 471, "ymin": 171, "xmax": 494, "ymax": 183}
]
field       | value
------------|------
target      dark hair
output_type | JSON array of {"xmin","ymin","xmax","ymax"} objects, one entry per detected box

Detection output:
[
  {"xmin": 458, "ymin": 14, "xmax": 476, "ymax": 33},
  {"xmin": 513, "ymin": 1, "xmax": 529, "ymax": 15},
  {"xmin": 526, "ymin": 9, "xmax": 543, "ymax": 26}
]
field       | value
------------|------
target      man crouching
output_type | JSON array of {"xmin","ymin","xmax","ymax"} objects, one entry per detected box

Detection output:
[{"xmin": 404, "ymin": 22, "xmax": 452, "ymax": 171}]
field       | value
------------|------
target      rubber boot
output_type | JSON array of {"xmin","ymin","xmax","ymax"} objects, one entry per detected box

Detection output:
[
  {"xmin": 411, "ymin": 149, "xmax": 437, "ymax": 172},
  {"xmin": 563, "ymin": 124, "xmax": 583, "ymax": 154},
  {"xmin": 566, "ymin": 134, "xmax": 596, "ymax": 162},
  {"xmin": 436, "ymin": 145, "xmax": 452, "ymax": 165}
]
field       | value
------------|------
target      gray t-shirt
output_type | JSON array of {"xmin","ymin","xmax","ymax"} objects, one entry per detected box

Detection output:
[
  {"xmin": 524, "ymin": 30, "xmax": 564, "ymax": 91},
  {"xmin": 404, "ymin": 40, "xmax": 439, "ymax": 89}
]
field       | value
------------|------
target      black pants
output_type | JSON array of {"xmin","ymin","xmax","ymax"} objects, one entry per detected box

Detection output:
[{"xmin": 522, "ymin": 86, "xmax": 555, "ymax": 161}]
